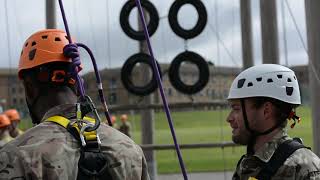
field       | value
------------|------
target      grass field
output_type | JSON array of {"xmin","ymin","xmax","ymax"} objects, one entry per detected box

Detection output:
[{"xmin": 18, "ymin": 106, "xmax": 313, "ymax": 174}]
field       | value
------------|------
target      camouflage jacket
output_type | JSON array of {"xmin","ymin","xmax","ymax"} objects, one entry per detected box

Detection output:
[
  {"xmin": 119, "ymin": 122, "xmax": 131, "ymax": 138},
  {"xmin": 0, "ymin": 104, "xmax": 150, "ymax": 180},
  {"xmin": 233, "ymin": 130, "xmax": 320, "ymax": 180}
]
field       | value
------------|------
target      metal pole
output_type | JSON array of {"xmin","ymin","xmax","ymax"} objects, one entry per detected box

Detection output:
[
  {"xmin": 260, "ymin": 0, "xmax": 279, "ymax": 64},
  {"xmin": 305, "ymin": 0, "xmax": 320, "ymax": 156},
  {"xmin": 240, "ymin": 0, "xmax": 254, "ymax": 69},
  {"xmin": 138, "ymin": 6, "xmax": 157, "ymax": 180},
  {"xmin": 46, "ymin": 0, "xmax": 57, "ymax": 29},
  {"xmin": 281, "ymin": 0, "xmax": 289, "ymax": 66}
]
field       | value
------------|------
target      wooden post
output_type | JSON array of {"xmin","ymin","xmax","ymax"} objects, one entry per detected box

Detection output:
[
  {"xmin": 305, "ymin": 0, "xmax": 320, "ymax": 156},
  {"xmin": 260, "ymin": 0, "xmax": 279, "ymax": 64},
  {"xmin": 240, "ymin": 0, "xmax": 254, "ymax": 69}
]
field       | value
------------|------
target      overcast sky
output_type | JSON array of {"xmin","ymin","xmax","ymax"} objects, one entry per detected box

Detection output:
[{"xmin": 0, "ymin": 0, "xmax": 308, "ymax": 74}]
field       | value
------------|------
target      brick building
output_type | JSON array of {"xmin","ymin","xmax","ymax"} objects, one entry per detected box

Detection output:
[
  {"xmin": 0, "ymin": 69, "xmax": 26, "ymax": 113},
  {"xmin": 82, "ymin": 64, "xmax": 241, "ymax": 106},
  {"xmin": 0, "ymin": 65, "xmax": 310, "ymax": 116}
]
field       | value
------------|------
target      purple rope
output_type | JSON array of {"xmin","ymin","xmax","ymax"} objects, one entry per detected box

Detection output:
[
  {"xmin": 58, "ymin": 0, "xmax": 112, "ymax": 126},
  {"xmin": 134, "ymin": 0, "xmax": 188, "ymax": 179},
  {"xmin": 58, "ymin": 0, "xmax": 85, "ymax": 100},
  {"xmin": 77, "ymin": 43, "xmax": 113, "ymax": 126}
]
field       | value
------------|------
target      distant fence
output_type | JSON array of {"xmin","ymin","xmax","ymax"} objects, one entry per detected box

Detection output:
[
  {"xmin": 98, "ymin": 101, "xmax": 229, "ymax": 113},
  {"xmin": 140, "ymin": 142, "xmax": 240, "ymax": 151}
]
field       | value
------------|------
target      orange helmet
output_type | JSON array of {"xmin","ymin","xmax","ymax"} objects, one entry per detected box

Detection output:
[
  {"xmin": 5, "ymin": 109, "xmax": 20, "ymax": 121},
  {"xmin": 0, "ymin": 114, "xmax": 11, "ymax": 128},
  {"xmin": 111, "ymin": 115, "xmax": 117, "ymax": 124},
  {"xmin": 18, "ymin": 29, "xmax": 77, "ymax": 79},
  {"xmin": 120, "ymin": 114, "xmax": 128, "ymax": 122}
]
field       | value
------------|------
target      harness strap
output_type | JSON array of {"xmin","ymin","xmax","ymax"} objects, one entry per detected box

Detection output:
[
  {"xmin": 46, "ymin": 115, "xmax": 112, "ymax": 179},
  {"xmin": 46, "ymin": 115, "xmax": 98, "ymax": 141},
  {"xmin": 255, "ymin": 139, "xmax": 308, "ymax": 180}
]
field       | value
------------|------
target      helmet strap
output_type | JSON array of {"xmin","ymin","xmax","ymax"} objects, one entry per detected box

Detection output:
[{"xmin": 241, "ymin": 99, "xmax": 285, "ymax": 154}]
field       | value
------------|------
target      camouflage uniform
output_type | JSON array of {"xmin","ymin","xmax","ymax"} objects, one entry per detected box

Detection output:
[
  {"xmin": 0, "ymin": 130, "xmax": 14, "ymax": 144},
  {"xmin": 119, "ymin": 121, "xmax": 132, "ymax": 138},
  {"xmin": 0, "ymin": 104, "xmax": 150, "ymax": 180},
  {"xmin": 233, "ymin": 129, "xmax": 320, "ymax": 180}
]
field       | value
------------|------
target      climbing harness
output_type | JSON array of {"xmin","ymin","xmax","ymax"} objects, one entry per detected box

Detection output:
[
  {"xmin": 45, "ymin": 115, "xmax": 113, "ymax": 179},
  {"xmin": 234, "ymin": 138, "xmax": 309, "ymax": 180},
  {"xmin": 134, "ymin": 0, "xmax": 188, "ymax": 179}
]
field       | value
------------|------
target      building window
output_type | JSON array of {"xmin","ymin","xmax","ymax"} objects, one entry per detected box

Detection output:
[
  {"xmin": 168, "ymin": 88, "xmax": 172, "ymax": 96},
  {"xmin": 12, "ymin": 87, "xmax": 16, "ymax": 94},
  {"xmin": 109, "ymin": 78, "xmax": 117, "ymax": 89},
  {"xmin": 211, "ymin": 89, "xmax": 215, "ymax": 99},
  {"xmin": 13, "ymin": 98, "xmax": 17, "ymax": 104},
  {"xmin": 109, "ymin": 92, "xmax": 117, "ymax": 104}
]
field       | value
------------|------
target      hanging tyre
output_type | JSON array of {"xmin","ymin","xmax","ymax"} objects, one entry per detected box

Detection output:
[
  {"xmin": 120, "ymin": 0, "xmax": 159, "ymax": 41},
  {"xmin": 121, "ymin": 53, "xmax": 162, "ymax": 96},
  {"xmin": 168, "ymin": 0, "xmax": 207, "ymax": 39},
  {"xmin": 169, "ymin": 51, "xmax": 209, "ymax": 94}
]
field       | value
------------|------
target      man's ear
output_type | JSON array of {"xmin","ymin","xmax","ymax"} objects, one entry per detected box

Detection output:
[
  {"xmin": 22, "ymin": 77, "xmax": 38, "ymax": 100},
  {"xmin": 263, "ymin": 102, "xmax": 274, "ymax": 119}
]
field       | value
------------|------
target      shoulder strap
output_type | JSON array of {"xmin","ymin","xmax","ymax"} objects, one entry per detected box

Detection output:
[
  {"xmin": 256, "ymin": 139, "xmax": 307, "ymax": 180},
  {"xmin": 46, "ymin": 116, "xmax": 98, "ymax": 141},
  {"xmin": 232, "ymin": 155, "xmax": 246, "ymax": 180},
  {"xmin": 46, "ymin": 116, "xmax": 113, "ymax": 179}
]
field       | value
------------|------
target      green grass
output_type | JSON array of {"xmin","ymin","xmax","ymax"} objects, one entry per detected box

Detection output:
[{"xmin": 18, "ymin": 106, "xmax": 313, "ymax": 174}]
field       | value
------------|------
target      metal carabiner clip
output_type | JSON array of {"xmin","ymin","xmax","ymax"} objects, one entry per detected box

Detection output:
[
  {"xmin": 79, "ymin": 122, "xmax": 102, "ymax": 147},
  {"xmin": 79, "ymin": 123, "xmax": 94, "ymax": 147},
  {"xmin": 81, "ymin": 95, "xmax": 101, "ymax": 132}
]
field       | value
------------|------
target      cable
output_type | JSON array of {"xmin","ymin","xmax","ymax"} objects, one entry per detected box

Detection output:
[
  {"xmin": 213, "ymin": 0, "xmax": 221, "ymax": 67},
  {"xmin": 4, "ymin": 0, "xmax": 12, "ymax": 108},
  {"xmin": 105, "ymin": 0, "xmax": 112, "ymax": 68},
  {"xmin": 86, "ymin": 2, "xmax": 98, "ymax": 57},
  {"xmin": 214, "ymin": 1, "xmax": 227, "ymax": 179},
  {"xmin": 207, "ymin": 23, "xmax": 240, "ymax": 67},
  {"xmin": 284, "ymin": 0, "xmax": 307, "ymax": 52},
  {"xmin": 285, "ymin": 0, "xmax": 320, "ymax": 84},
  {"xmin": 72, "ymin": 0, "xmax": 80, "ymax": 38},
  {"xmin": 134, "ymin": 0, "xmax": 188, "ymax": 179}
]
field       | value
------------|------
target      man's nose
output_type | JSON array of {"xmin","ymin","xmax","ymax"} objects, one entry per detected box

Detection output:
[{"xmin": 226, "ymin": 113, "xmax": 233, "ymax": 123}]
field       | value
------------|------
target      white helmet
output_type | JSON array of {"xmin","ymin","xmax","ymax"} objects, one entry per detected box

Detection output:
[{"xmin": 228, "ymin": 64, "xmax": 301, "ymax": 105}]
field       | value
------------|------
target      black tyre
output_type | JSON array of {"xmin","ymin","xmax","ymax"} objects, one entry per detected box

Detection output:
[
  {"xmin": 168, "ymin": 0, "xmax": 207, "ymax": 39},
  {"xmin": 120, "ymin": 0, "xmax": 159, "ymax": 41},
  {"xmin": 169, "ymin": 51, "xmax": 209, "ymax": 94},
  {"xmin": 121, "ymin": 53, "xmax": 162, "ymax": 96}
]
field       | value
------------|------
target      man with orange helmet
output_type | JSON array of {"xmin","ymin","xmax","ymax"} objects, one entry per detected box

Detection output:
[
  {"xmin": 0, "ymin": 114, "xmax": 11, "ymax": 148},
  {"xmin": 4, "ymin": 109, "xmax": 23, "ymax": 138},
  {"xmin": 110, "ymin": 115, "xmax": 119, "ymax": 129},
  {"xmin": 0, "ymin": 29, "xmax": 149, "ymax": 179},
  {"xmin": 119, "ymin": 114, "xmax": 132, "ymax": 137}
]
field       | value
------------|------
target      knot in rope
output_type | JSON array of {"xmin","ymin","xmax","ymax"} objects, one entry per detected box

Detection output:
[{"xmin": 63, "ymin": 43, "xmax": 81, "ymax": 76}]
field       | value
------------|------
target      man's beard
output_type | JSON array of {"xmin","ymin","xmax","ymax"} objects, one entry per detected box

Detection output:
[{"xmin": 232, "ymin": 128, "xmax": 252, "ymax": 145}]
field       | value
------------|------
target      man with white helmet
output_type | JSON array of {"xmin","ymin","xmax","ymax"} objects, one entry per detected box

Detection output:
[{"xmin": 227, "ymin": 64, "xmax": 320, "ymax": 179}]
